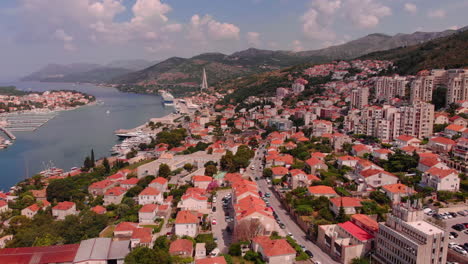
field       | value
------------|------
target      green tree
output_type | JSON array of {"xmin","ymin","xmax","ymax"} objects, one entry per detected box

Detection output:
[
  {"xmin": 220, "ymin": 151, "xmax": 235, "ymax": 172},
  {"xmin": 102, "ymin": 158, "xmax": 110, "ymax": 174},
  {"xmin": 263, "ymin": 168, "xmax": 273, "ymax": 178},
  {"xmin": 205, "ymin": 165, "xmax": 218, "ymax": 176},
  {"xmin": 124, "ymin": 247, "xmax": 158, "ymax": 264},
  {"xmin": 90, "ymin": 149, "xmax": 95, "ymax": 167},
  {"xmin": 228, "ymin": 242, "xmax": 242, "ymax": 256},
  {"xmin": 158, "ymin": 164, "xmax": 171, "ymax": 178},
  {"xmin": 351, "ymin": 257, "xmax": 370, "ymax": 264},
  {"xmin": 183, "ymin": 163, "xmax": 193, "ymax": 172},
  {"xmin": 336, "ymin": 203, "xmax": 348, "ymax": 223}
]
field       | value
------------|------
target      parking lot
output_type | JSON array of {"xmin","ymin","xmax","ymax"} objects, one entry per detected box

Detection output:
[{"xmin": 443, "ymin": 215, "xmax": 468, "ymax": 247}]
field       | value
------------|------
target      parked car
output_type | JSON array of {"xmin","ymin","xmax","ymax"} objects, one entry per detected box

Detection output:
[
  {"xmin": 265, "ymin": 192, "xmax": 271, "ymax": 198},
  {"xmin": 450, "ymin": 232, "xmax": 459, "ymax": 238},
  {"xmin": 305, "ymin": 250, "xmax": 314, "ymax": 258},
  {"xmin": 279, "ymin": 223, "xmax": 286, "ymax": 229},
  {"xmin": 212, "ymin": 206, "xmax": 217, "ymax": 212},
  {"xmin": 212, "ymin": 218, "xmax": 217, "ymax": 225}
]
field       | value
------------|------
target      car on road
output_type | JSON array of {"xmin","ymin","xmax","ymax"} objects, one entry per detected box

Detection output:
[
  {"xmin": 265, "ymin": 192, "xmax": 271, "ymax": 198},
  {"xmin": 212, "ymin": 206, "xmax": 217, "ymax": 212},
  {"xmin": 212, "ymin": 218, "xmax": 217, "ymax": 225},
  {"xmin": 304, "ymin": 250, "xmax": 314, "ymax": 258},
  {"xmin": 279, "ymin": 223, "xmax": 286, "ymax": 229},
  {"xmin": 166, "ymin": 232, "xmax": 173, "ymax": 237}
]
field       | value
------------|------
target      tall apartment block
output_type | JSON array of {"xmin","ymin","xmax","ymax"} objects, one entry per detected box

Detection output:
[
  {"xmin": 410, "ymin": 75, "xmax": 435, "ymax": 103},
  {"xmin": 350, "ymin": 87, "xmax": 369, "ymax": 109},
  {"xmin": 375, "ymin": 76, "xmax": 408, "ymax": 101},
  {"xmin": 373, "ymin": 203, "xmax": 448, "ymax": 264},
  {"xmin": 399, "ymin": 102, "xmax": 434, "ymax": 139},
  {"xmin": 446, "ymin": 70, "xmax": 468, "ymax": 105}
]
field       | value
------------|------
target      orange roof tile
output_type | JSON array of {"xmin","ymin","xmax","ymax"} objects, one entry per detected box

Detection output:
[
  {"xmin": 195, "ymin": 256, "xmax": 227, "ymax": 264},
  {"xmin": 114, "ymin": 222, "xmax": 138, "ymax": 232},
  {"xmin": 169, "ymin": 239, "xmax": 193, "ymax": 254},
  {"xmin": 330, "ymin": 197, "xmax": 363, "ymax": 208},
  {"xmin": 175, "ymin": 210, "xmax": 198, "ymax": 224},
  {"xmin": 426, "ymin": 167, "xmax": 458, "ymax": 178},
  {"xmin": 351, "ymin": 214, "xmax": 379, "ymax": 232},
  {"xmin": 105, "ymin": 186, "xmax": 126, "ymax": 196},
  {"xmin": 139, "ymin": 204, "xmax": 158, "ymax": 213},
  {"xmin": 131, "ymin": 227, "xmax": 152, "ymax": 243},
  {"xmin": 139, "ymin": 187, "xmax": 161, "ymax": 196},
  {"xmin": 91, "ymin": 205, "xmax": 106, "ymax": 214},
  {"xmin": 445, "ymin": 124, "xmax": 465, "ymax": 132},
  {"xmin": 382, "ymin": 183, "xmax": 411, "ymax": 194},
  {"xmin": 151, "ymin": 177, "xmax": 168, "ymax": 185},
  {"xmin": 192, "ymin": 175, "xmax": 213, "ymax": 182},
  {"xmin": 52, "ymin": 201, "xmax": 75, "ymax": 211},
  {"xmin": 271, "ymin": 167, "xmax": 288, "ymax": 175},
  {"xmin": 308, "ymin": 185, "xmax": 337, "ymax": 195},
  {"xmin": 252, "ymin": 236, "xmax": 296, "ymax": 257}
]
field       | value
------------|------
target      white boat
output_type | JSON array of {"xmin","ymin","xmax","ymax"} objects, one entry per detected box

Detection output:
[
  {"xmin": 106, "ymin": 110, "xmax": 110, "ymax": 115},
  {"xmin": 160, "ymin": 91, "xmax": 175, "ymax": 106}
]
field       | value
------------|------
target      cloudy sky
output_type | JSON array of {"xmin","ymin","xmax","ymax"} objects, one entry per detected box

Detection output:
[{"xmin": 0, "ymin": 0, "xmax": 467, "ymax": 80}]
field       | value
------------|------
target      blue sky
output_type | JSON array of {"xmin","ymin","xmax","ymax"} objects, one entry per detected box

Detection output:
[{"xmin": 0, "ymin": 0, "xmax": 467, "ymax": 80}]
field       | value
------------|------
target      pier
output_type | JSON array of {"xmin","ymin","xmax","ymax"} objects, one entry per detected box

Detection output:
[
  {"xmin": 0, "ymin": 127, "xmax": 16, "ymax": 140},
  {"xmin": 0, "ymin": 112, "xmax": 57, "ymax": 132}
]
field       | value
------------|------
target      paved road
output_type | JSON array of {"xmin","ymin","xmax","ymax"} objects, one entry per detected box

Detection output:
[
  {"xmin": 248, "ymin": 145, "xmax": 338, "ymax": 264},
  {"xmin": 211, "ymin": 189, "xmax": 233, "ymax": 253}
]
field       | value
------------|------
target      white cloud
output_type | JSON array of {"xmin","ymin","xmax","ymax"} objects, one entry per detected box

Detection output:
[
  {"xmin": 246, "ymin": 32, "xmax": 261, "ymax": 47},
  {"xmin": 344, "ymin": 0, "xmax": 391, "ymax": 29},
  {"xmin": 428, "ymin": 9, "xmax": 446, "ymax": 18},
  {"xmin": 404, "ymin": 3, "xmax": 417, "ymax": 14},
  {"xmin": 292, "ymin": 40, "xmax": 304, "ymax": 52},
  {"xmin": 54, "ymin": 29, "xmax": 75, "ymax": 51},
  {"xmin": 300, "ymin": 8, "xmax": 336, "ymax": 41},
  {"xmin": 188, "ymin": 14, "xmax": 240, "ymax": 42}
]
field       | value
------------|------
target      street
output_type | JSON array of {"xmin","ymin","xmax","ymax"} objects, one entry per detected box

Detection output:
[
  {"xmin": 247, "ymin": 145, "xmax": 339, "ymax": 264},
  {"xmin": 211, "ymin": 189, "xmax": 233, "ymax": 253}
]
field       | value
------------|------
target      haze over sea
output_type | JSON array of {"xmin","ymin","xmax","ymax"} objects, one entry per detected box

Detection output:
[{"xmin": 0, "ymin": 82, "xmax": 172, "ymax": 191}]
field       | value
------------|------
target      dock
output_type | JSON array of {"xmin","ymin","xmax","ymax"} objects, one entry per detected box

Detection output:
[
  {"xmin": 0, "ymin": 112, "xmax": 57, "ymax": 132},
  {"xmin": 0, "ymin": 127, "xmax": 16, "ymax": 140}
]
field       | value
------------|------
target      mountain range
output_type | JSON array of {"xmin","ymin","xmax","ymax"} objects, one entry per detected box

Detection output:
[{"xmin": 23, "ymin": 26, "xmax": 467, "ymax": 86}]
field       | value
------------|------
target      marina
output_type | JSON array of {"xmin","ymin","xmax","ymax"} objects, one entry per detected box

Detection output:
[{"xmin": 0, "ymin": 112, "xmax": 58, "ymax": 132}]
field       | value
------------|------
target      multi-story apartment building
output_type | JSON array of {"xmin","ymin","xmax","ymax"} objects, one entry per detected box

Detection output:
[
  {"xmin": 399, "ymin": 102, "xmax": 434, "ymax": 139},
  {"xmin": 373, "ymin": 203, "xmax": 448, "ymax": 264},
  {"xmin": 375, "ymin": 76, "xmax": 408, "ymax": 101},
  {"xmin": 410, "ymin": 75, "xmax": 435, "ymax": 104},
  {"xmin": 345, "ymin": 102, "xmax": 434, "ymax": 141},
  {"xmin": 350, "ymin": 87, "xmax": 369, "ymax": 109},
  {"xmin": 446, "ymin": 70, "xmax": 468, "ymax": 105}
]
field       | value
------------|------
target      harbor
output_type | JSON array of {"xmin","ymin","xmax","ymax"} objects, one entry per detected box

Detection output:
[{"xmin": 0, "ymin": 112, "xmax": 58, "ymax": 132}]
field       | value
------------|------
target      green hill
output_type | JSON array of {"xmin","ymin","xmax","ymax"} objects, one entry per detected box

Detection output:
[{"xmin": 360, "ymin": 28, "xmax": 468, "ymax": 74}]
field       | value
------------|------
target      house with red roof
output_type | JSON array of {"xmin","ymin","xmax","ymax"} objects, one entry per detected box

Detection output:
[
  {"xmin": 382, "ymin": 183, "xmax": 416, "ymax": 203},
  {"xmin": 449, "ymin": 116, "xmax": 467, "ymax": 127},
  {"xmin": 178, "ymin": 191, "xmax": 209, "ymax": 212},
  {"xmin": 114, "ymin": 222, "xmax": 138, "ymax": 238},
  {"xmin": 428, "ymin": 137, "xmax": 456, "ymax": 153},
  {"xmin": 289, "ymin": 170, "xmax": 319, "ymax": 190},
  {"xmin": 421, "ymin": 167, "xmax": 460, "ymax": 191},
  {"xmin": 91, "ymin": 205, "xmax": 106, "ymax": 215},
  {"xmin": 395, "ymin": 135, "xmax": 421, "ymax": 148},
  {"xmin": 30, "ymin": 189, "xmax": 47, "ymax": 201},
  {"xmin": 357, "ymin": 169, "xmax": 398, "ymax": 190},
  {"xmin": 305, "ymin": 157, "xmax": 328, "ymax": 174},
  {"xmin": 120, "ymin": 177, "xmax": 139, "ymax": 190},
  {"xmin": 337, "ymin": 155, "xmax": 360, "ymax": 168},
  {"xmin": 271, "ymin": 166, "xmax": 288, "ymax": 180},
  {"xmin": 0, "ymin": 243, "xmax": 80, "ymax": 264},
  {"xmin": 169, "ymin": 239, "xmax": 194, "ymax": 258},
  {"xmin": 329, "ymin": 197, "xmax": 364, "ymax": 215},
  {"xmin": 308, "ymin": 185, "xmax": 338, "ymax": 198},
  {"xmin": 251, "ymin": 236, "xmax": 296, "ymax": 264},
  {"xmin": 417, "ymin": 157, "xmax": 447, "ymax": 172},
  {"xmin": 21, "ymin": 201, "xmax": 51, "ymax": 218},
  {"xmin": 317, "ymin": 220, "xmax": 374, "ymax": 264},
  {"xmin": 372, "ymin": 148, "xmax": 393, "ymax": 160},
  {"xmin": 88, "ymin": 179, "xmax": 116, "ymax": 196},
  {"xmin": 149, "ymin": 177, "xmax": 168, "ymax": 192},
  {"xmin": 139, "ymin": 204, "xmax": 159, "ymax": 224},
  {"xmin": 444, "ymin": 124, "xmax": 465, "ymax": 137},
  {"xmin": 175, "ymin": 210, "xmax": 199, "ymax": 237},
  {"xmin": 52, "ymin": 201, "xmax": 78, "ymax": 220},
  {"xmin": 351, "ymin": 214, "xmax": 379, "ymax": 236},
  {"xmin": 192, "ymin": 175, "xmax": 213, "ymax": 190},
  {"xmin": 351, "ymin": 144, "xmax": 372, "ymax": 157},
  {"xmin": 195, "ymin": 256, "xmax": 227, "ymax": 264},
  {"xmin": 107, "ymin": 172, "xmax": 126, "ymax": 182},
  {"xmin": 130, "ymin": 227, "xmax": 154, "ymax": 248},
  {"xmin": 0, "ymin": 200, "xmax": 9, "ymax": 214},
  {"xmin": 312, "ymin": 119, "xmax": 333, "ymax": 137},
  {"xmin": 104, "ymin": 186, "xmax": 127, "ymax": 206},
  {"xmin": 138, "ymin": 187, "xmax": 163, "ymax": 205}
]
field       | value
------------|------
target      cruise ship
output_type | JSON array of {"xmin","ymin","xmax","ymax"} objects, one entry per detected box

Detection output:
[{"xmin": 160, "ymin": 91, "xmax": 175, "ymax": 106}]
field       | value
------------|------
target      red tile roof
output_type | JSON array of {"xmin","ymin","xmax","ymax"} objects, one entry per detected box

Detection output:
[
  {"xmin": 89, "ymin": 179, "xmax": 114, "ymax": 190},
  {"xmin": 195, "ymin": 256, "xmax": 227, "ymax": 264},
  {"xmin": 338, "ymin": 221, "xmax": 374, "ymax": 241},
  {"xmin": 139, "ymin": 204, "xmax": 158, "ymax": 213},
  {"xmin": 105, "ymin": 186, "xmax": 126, "ymax": 196},
  {"xmin": 338, "ymin": 155, "xmax": 360, "ymax": 161},
  {"xmin": 382, "ymin": 183, "xmax": 411, "ymax": 194},
  {"xmin": 151, "ymin": 177, "xmax": 168, "ymax": 185},
  {"xmin": 290, "ymin": 169, "xmax": 306, "ymax": 176},
  {"xmin": 139, "ymin": 187, "xmax": 161, "ymax": 196},
  {"xmin": 419, "ymin": 157, "xmax": 441, "ymax": 167},
  {"xmin": 351, "ymin": 214, "xmax": 379, "ymax": 233},
  {"xmin": 426, "ymin": 167, "xmax": 458, "ymax": 178},
  {"xmin": 169, "ymin": 239, "xmax": 194, "ymax": 254},
  {"xmin": 271, "ymin": 167, "xmax": 288, "ymax": 175},
  {"xmin": 114, "ymin": 222, "xmax": 138, "ymax": 232},
  {"xmin": 0, "ymin": 244, "xmax": 79, "ymax": 264},
  {"xmin": 305, "ymin": 157, "xmax": 323, "ymax": 167},
  {"xmin": 193, "ymin": 175, "xmax": 213, "ymax": 182},
  {"xmin": 91, "ymin": 205, "xmax": 106, "ymax": 214},
  {"xmin": 131, "ymin": 227, "xmax": 152, "ymax": 243},
  {"xmin": 120, "ymin": 177, "xmax": 139, "ymax": 185},
  {"xmin": 430, "ymin": 136, "xmax": 456, "ymax": 145},
  {"xmin": 445, "ymin": 124, "xmax": 465, "ymax": 132},
  {"xmin": 252, "ymin": 236, "xmax": 296, "ymax": 256},
  {"xmin": 175, "ymin": 210, "xmax": 198, "ymax": 224},
  {"xmin": 396, "ymin": 135, "xmax": 418, "ymax": 142},
  {"xmin": 308, "ymin": 185, "xmax": 337, "ymax": 195},
  {"xmin": 0, "ymin": 200, "xmax": 8, "ymax": 207},
  {"xmin": 52, "ymin": 201, "xmax": 75, "ymax": 211},
  {"xmin": 330, "ymin": 197, "xmax": 363, "ymax": 208},
  {"xmin": 352, "ymin": 144, "xmax": 371, "ymax": 152}
]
